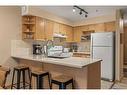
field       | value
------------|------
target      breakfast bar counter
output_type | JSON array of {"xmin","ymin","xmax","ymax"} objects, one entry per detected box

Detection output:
[{"xmin": 12, "ymin": 54, "xmax": 102, "ymax": 89}]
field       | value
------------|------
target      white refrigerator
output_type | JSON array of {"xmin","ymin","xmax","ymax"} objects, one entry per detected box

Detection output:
[{"xmin": 91, "ymin": 32, "xmax": 115, "ymax": 81}]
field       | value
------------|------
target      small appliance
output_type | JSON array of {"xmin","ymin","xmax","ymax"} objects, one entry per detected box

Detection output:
[{"xmin": 33, "ymin": 44, "xmax": 42, "ymax": 55}]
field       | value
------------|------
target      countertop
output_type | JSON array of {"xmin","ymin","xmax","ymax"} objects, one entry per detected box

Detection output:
[{"xmin": 11, "ymin": 54, "xmax": 101, "ymax": 68}]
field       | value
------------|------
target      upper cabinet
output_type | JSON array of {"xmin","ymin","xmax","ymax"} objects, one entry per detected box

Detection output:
[
  {"xmin": 22, "ymin": 15, "xmax": 116, "ymax": 42},
  {"xmin": 94, "ymin": 23, "xmax": 105, "ymax": 32},
  {"xmin": 22, "ymin": 16, "xmax": 54, "ymax": 41},
  {"xmin": 73, "ymin": 21, "xmax": 116, "ymax": 42},
  {"xmin": 53, "ymin": 22, "xmax": 73, "ymax": 42},
  {"xmin": 59, "ymin": 24, "xmax": 67, "ymax": 36},
  {"xmin": 22, "ymin": 15, "xmax": 36, "ymax": 39},
  {"xmin": 45, "ymin": 19, "xmax": 54, "ymax": 40},
  {"xmin": 73, "ymin": 26, "xmax": 82, "ymax": 42},
  {"xmin": 35, "ymin": 17, "xmax": 45, "ymax": 41},
  {"xmin": 104, "ymin": 21, "xmax": 116, "ymax": 32},
  {"xmin": 66, "ymin": 25, "xmax": 73, "ymax": 42},
  {"xmin": 53, "ymin": 22, "xmax": 60, "ymax": 34}
]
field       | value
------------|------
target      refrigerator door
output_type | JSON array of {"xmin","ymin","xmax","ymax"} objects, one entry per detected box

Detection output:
[
  {"xmin": 92, "ymin": 46, "xmax": 114, "ymax": 81},
  {"xmin": 91, "ymin": 32, "xmax": 114, "ymax": 47}
]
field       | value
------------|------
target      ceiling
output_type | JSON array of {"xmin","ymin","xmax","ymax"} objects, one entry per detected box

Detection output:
[{"xmin": 38, "ymin": 6, "xmax": 127, "ymax": 23}]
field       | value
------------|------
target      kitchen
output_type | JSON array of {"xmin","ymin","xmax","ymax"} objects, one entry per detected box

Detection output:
[{"xmin": 0, "ymin": 6, "xmax": 127, "ymax": 89}]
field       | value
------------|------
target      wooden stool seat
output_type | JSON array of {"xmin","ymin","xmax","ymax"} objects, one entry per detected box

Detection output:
[
  {"xmin": 52, "ymin": 75, "xmax": 73, "ymax": 83},
  {"xmin": 31, "ymin": 70, "xmax": 51, "ymax": 89},
  {"xmin": 31, "ymin": 70, "xmax": 47, "ymax": 75},
  {"xmin": 14, "ymin": 65, "xmax": 29, "ymax": 70},
  {"xmin": 51, "ymin": 75, "xmax": 74, "ymax": 89}
]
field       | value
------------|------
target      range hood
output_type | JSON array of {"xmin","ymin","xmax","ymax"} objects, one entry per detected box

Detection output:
[{"xmin": 53, "ymin": 33, "xmax": 67, "ymax": 38}]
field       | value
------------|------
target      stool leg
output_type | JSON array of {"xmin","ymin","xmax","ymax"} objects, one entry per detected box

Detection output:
[
  {"xmin": 59, "ymin": 83, "xmax": 66, "ymax": 89},
  {"xmin": 11, "ymin": 69, "xmax": 15, "ymax": 89},
  {"xmin": 37, "ymin": 76, "xmax": 43, "ymax": 89},
  {"xmin": 28, "ymin": 69, "xmax": 31, "ymax": 89},
  {"xmin": 22, "ymin": 70, "xmax": 25, "ymax": 89},
  {"xmin": 72, "ymin": 80, "xmax": 74, "ymax": 89},
  {"xmin": 50, "ymin": 80, "xmax": 53, "ymax": 89},
  {"xmin": 17, "ymin": 70, "xmax": 21, "ymax": 89},
  {"xmin": 47, "ymin": 74, "xmax": 51, "ymax": 89}
]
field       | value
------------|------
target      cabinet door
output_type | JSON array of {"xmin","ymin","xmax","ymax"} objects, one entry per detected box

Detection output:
[
  {"xmin": 95, "ymin": 23, "xmax": 105, "ymax": 32},
  {"xmin": 45, "ymin": 19, "xmax": 54, "ymax": 40},
  {"xmin": 81, "ymin": 25, "xmax": 89, "ymax": 31},
  {"xmin": 73, "ymin": 26, "xmax": 82, "ymax": 42},
  {"xmin": 53, "ymin": 22, "xmax": 60, "ymax": 34},
  {"xmin": 35, "ymin": 17, "xmax": 45, "ymax": 40},
  {"xmin": 66, "ymin": 25, "xmax": 73, "ymax": 42},
  {"xmin": 60, "ymin": 24, "xmax": 67, "ymax": 35},
  {"xmin": 88, "ymin": 24, "xmax": 95, "ymax": 31},
  {"xmin": 105, "ymin": 21, "xmax": 116, "ymax": 32}
]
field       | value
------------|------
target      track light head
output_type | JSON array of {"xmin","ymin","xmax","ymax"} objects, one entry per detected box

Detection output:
[
  {"xmin": 79, "ymin": 10, "xmax": 82, "ymax": 15},
  {"xmin": 85, "ymin": 14, "xmax": 88, "ymax": 18}
]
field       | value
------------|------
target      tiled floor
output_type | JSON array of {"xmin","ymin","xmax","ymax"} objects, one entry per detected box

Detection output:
[{"xmin": 101, "ymin": 77, "xmax": 127, "ymax": 89}]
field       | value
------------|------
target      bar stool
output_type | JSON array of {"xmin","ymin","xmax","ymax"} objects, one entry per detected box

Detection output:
[
  {"xmin": 11, "ymin": 65, "xmax": 31, "ymax": 89},
  {"xmin": 31, "ymin": 70, "xmax": 51, "ymax": 89},
  {"xmin": 51, "ymin": 75, "xmax": 74, "ymax": 89}
]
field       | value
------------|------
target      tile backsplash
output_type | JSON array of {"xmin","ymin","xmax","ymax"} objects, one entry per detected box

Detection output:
[
  {"xmin": 11, "ymin": 39, "xmax": 91, "ymax": 56},
  {"xmin": 77, "ymin": 41, "xmax": 90, "ymax": 52}
]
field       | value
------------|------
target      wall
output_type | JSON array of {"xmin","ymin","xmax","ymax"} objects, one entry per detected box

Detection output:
[
  {"xmin": 0, "ymin": 6, "xmax": 23, "ymax": 85},
  {"xmin": 0, "ymin": 7, "xmax": 21, "ymax": 65}
]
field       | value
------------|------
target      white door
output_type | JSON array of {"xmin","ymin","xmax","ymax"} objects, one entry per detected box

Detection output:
[
  {"xmin": 92, "ymin": 46, "xmax": 114, "ymax": 80},
  {"xmin": 91, "ymin": 32, "xmax": 113, "ymax": 47}
]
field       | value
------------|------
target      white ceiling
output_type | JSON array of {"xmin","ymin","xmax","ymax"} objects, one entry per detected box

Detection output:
[{"xmin": 38, "ymin": 6, "xmax": 127, "ymax": 23}]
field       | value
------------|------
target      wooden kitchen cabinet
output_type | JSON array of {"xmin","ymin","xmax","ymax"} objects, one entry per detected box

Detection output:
[
  {"xmin": 104, "ymin": 21, "xmax": 116, "ymax": 32},
  {"xmin": 45, "ymin": 19, "xmax": 54, "ymax": 40},
  {"xmin": 35, "ymin": 17, "xmax": 45, "ymax": 41},
  {"xmin": 81, "ymin": 25, "xmax": 89, "ymax": 31},
  {"xmin": 53, "ymin": 22, "xmax": 60, "ymax": 34},
  {"xmin": 66, "ymin": 25, "xmax": 73, "ymax": 42},
  {"xmin": 94, "ymin": 23, "xmax": 105, "ymax": 32},
  {"xmin": 73, "ymin": 26, "xmax": 82, "ymax": 42},
  {"xmin": 22, "ymin": 15, "xmax": 36, "ymax": 39},
  {"xmin": 59, "ymin": 24, "xmax": 67, "ymax": 35}
]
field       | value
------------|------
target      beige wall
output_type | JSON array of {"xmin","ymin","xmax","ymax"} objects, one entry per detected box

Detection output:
[{"xmin": 0, "ymin": 6, "xmax": 22, "ymax": 85}]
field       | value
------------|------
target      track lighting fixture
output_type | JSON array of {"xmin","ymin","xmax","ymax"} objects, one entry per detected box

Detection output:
[
  {"xmin": 73, "ymin": 7, "xmax": 76, "ymax": 12},
  {"xmin": 73, "ymin": 5, "xmax": 88, "ymax": 18},
  {"xmin": 79, "ymin": 10, "xmax": 82, "ymax": 15}
]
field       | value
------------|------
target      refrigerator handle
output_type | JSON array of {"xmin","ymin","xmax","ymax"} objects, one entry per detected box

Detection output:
[{"xmin": 91, "ymin": 36, "xmax": 93, "ymax": 58}]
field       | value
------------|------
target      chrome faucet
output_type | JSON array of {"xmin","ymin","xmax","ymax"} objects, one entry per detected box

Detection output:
[{"xmin": 44, "ymin": 40, "xmax": 54, "ymax": 57}]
